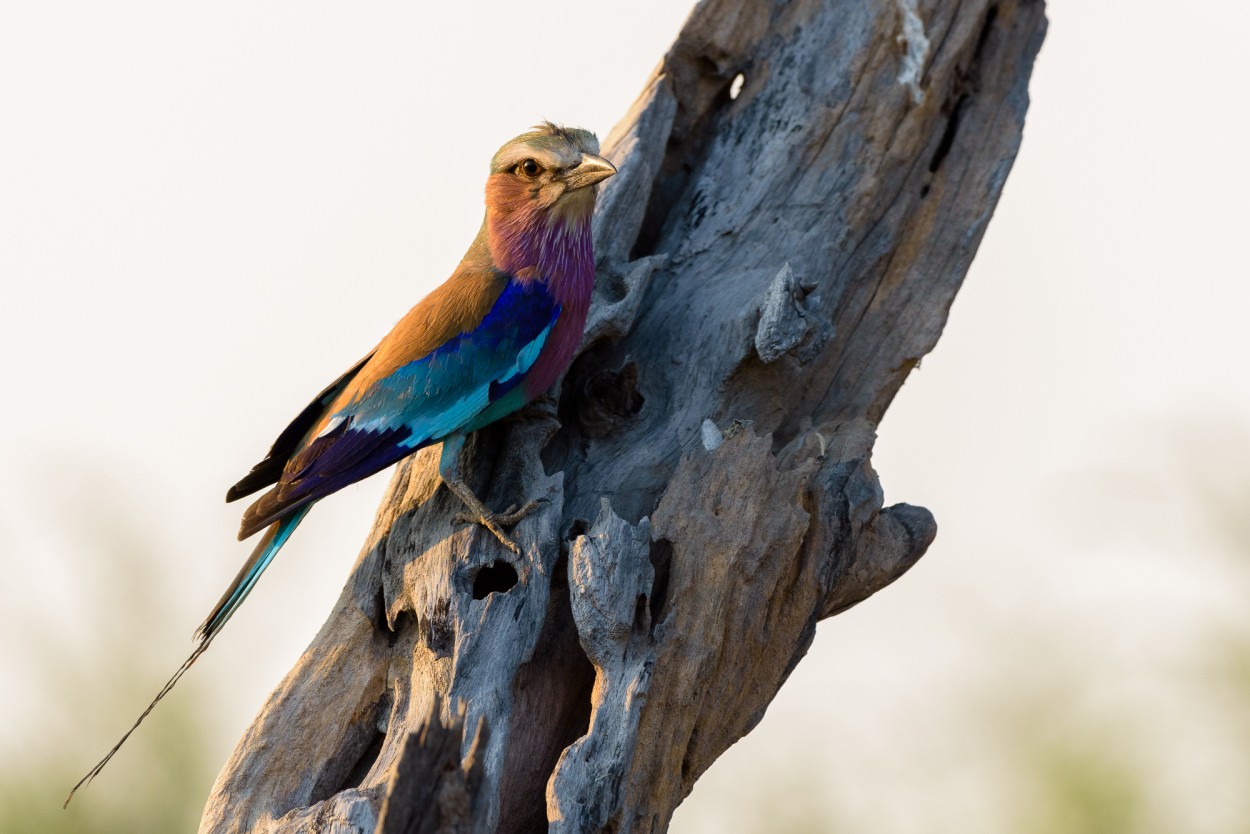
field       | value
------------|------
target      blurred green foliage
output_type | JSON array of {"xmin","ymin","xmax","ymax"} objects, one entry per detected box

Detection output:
[
  {"xmin": 0, "ymin": 688, "xmax": 214, "ymax": 834},
  {"xmin": 0, "ymin": 481, "xmax": 220, "ymax": 834},
  {"xmin": 1008, "ymin": 711, "xmax": 1150, "ymax": 834}
]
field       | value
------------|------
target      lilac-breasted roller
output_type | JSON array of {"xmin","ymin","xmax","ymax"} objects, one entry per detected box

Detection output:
[{"xmin": 67, "ymin": 122, "xmax": 616, "ymax": 803}]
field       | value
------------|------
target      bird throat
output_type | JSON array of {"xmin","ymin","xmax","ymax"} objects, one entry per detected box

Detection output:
[{"xmin": 487, "ymin": 200, "xmax": 595, "ymax": 310}]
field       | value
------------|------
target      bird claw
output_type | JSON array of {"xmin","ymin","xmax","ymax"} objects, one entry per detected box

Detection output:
[
  {"xmin": 452, "ymin": 498, "xmax": 546, "ymax": 553},
  {"xmin": 496, "ymin": 499, "xmax": 542, "ymax": 525}
]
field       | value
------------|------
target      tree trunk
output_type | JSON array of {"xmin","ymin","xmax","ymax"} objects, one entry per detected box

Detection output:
[{"xmin": 199, "ymin": 0, "xmax": 1046, "ymax": 831}]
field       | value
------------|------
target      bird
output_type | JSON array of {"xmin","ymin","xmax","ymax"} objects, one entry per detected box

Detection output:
[{"xmin": 66, "ymin": 122, "xmax": 616, "ymax": 805}]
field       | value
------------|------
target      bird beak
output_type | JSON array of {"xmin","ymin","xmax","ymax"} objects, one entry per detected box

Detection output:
[{"xmin": 561, "ymin": 153, "xmax": 617, "ymax": 190}]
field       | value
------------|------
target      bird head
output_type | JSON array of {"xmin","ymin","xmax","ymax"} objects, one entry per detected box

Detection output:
[{"xmin": 485, "ymin": 122, "xmax": 616, "ymax": 232}]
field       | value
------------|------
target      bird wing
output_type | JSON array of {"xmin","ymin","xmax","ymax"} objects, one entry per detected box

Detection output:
[
  {"xmin": 225, "ymin": 351, "xmax": 376, "ymax": 502},
  {"xmin": 236, "ymin": 276, "xmax": 560, "ymax": 539}
]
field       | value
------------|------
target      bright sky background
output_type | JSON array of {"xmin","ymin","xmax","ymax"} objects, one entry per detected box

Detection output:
[{"xmin": 2, "ymin": 1, "xmax": 1248, "ymax": 832}]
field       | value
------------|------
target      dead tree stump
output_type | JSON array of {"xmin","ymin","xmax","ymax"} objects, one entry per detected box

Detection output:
[{"xmin": 199, "ymin": 0, "xmax": 1046, "ymax": 831}]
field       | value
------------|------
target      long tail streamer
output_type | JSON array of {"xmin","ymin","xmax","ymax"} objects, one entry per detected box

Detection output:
[
  {"xmin": 63, "ymin": 638, "xmax": 212, "ymax": 807},
  {"xmin": 64, "ymin": 506, "xmax": 311, "ymax": 807}
]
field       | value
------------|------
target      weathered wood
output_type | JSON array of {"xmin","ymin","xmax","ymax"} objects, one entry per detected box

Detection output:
[
  {"xmin": 375, "ymin": 698, "xmax": 488, "ymax": 834},
  {"xmin": 199, "ymin": 0, "xmax": 1046, "ymax": 831}
]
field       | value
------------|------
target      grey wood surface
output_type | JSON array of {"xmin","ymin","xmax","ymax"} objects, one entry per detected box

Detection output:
[{"xmin": 199, "ymin": 1, "xmax": 1046, "ymax": 831}]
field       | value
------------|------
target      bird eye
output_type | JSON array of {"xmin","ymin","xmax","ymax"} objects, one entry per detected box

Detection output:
[{"xmin": 517, "ymin": 158, "xmax": 542, "ymax": 178}]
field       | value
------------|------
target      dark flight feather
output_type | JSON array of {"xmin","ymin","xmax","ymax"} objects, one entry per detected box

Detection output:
[
  {"xmin": 225, "ymin": 350, "xmax": 375, "ymax": 502},
  {"xmin": 235, "ymin": 425, "xmax": 414, "ymax": 540}
]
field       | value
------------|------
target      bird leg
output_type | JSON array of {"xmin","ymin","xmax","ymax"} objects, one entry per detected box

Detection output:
[{"xmin": 438, "ymin": 434, "xmax": 542, "ymax": 554}]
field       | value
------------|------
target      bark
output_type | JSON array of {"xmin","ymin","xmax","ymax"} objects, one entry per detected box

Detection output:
[{"xmin": 199, "ymin": 0, "xmax": 1046, "ymax": 832}]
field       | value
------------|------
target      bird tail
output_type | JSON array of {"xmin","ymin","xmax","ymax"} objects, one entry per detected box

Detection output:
[
  {"xmin": 196, "ymin": 505, "xmax": 312, "ymax": 642},
  {"xmin": 63, "ymin": 506, "xmax": 311, "ymax": 807}
]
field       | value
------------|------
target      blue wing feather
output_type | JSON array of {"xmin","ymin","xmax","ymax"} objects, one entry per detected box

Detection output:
[
  {"xmin": 240, "ymin": 279, "xmax": 559, "ymax": 535},
  {"xmin": 341, "ymin": 277, "xmax": 558, "ymax": 445}
]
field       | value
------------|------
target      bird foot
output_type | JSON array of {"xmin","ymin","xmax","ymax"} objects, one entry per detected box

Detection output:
[{"xmin": 453, "ymin": 498, "xmax": 545, "ymax": 554}]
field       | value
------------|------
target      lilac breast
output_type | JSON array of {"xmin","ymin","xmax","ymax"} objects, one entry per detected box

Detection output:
[{"xmin": 522, "ymin": 221, "xmax": 594, "ymax": 399}]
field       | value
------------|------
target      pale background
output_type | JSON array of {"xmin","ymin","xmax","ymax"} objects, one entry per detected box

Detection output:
[{"xmin": 2, "ymin": 2, "xmax": 1248, "ymax": 832}]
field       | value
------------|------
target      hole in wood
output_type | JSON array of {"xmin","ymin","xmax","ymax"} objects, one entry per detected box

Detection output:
[
  {"xmin": 472, "ymin": 560, "xmax": 519, "ymax": 599},
  {"xmin": 648, "ymin": 538, "xmax": 674, "ymax": 630},
  {"xmin": 566, "ymin": 518, "xmax": 590, "ymax": 541},
  {"xmin": 371, "ymin": 587, "xmax": 388, "ymax": 633},
  {"xmin": 578, "ymin": 361, "xmax": 645, "ymax": 438},
  {"xmin": 634, "ymin": 593, "xmax": 650, "ymax": 633}
]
